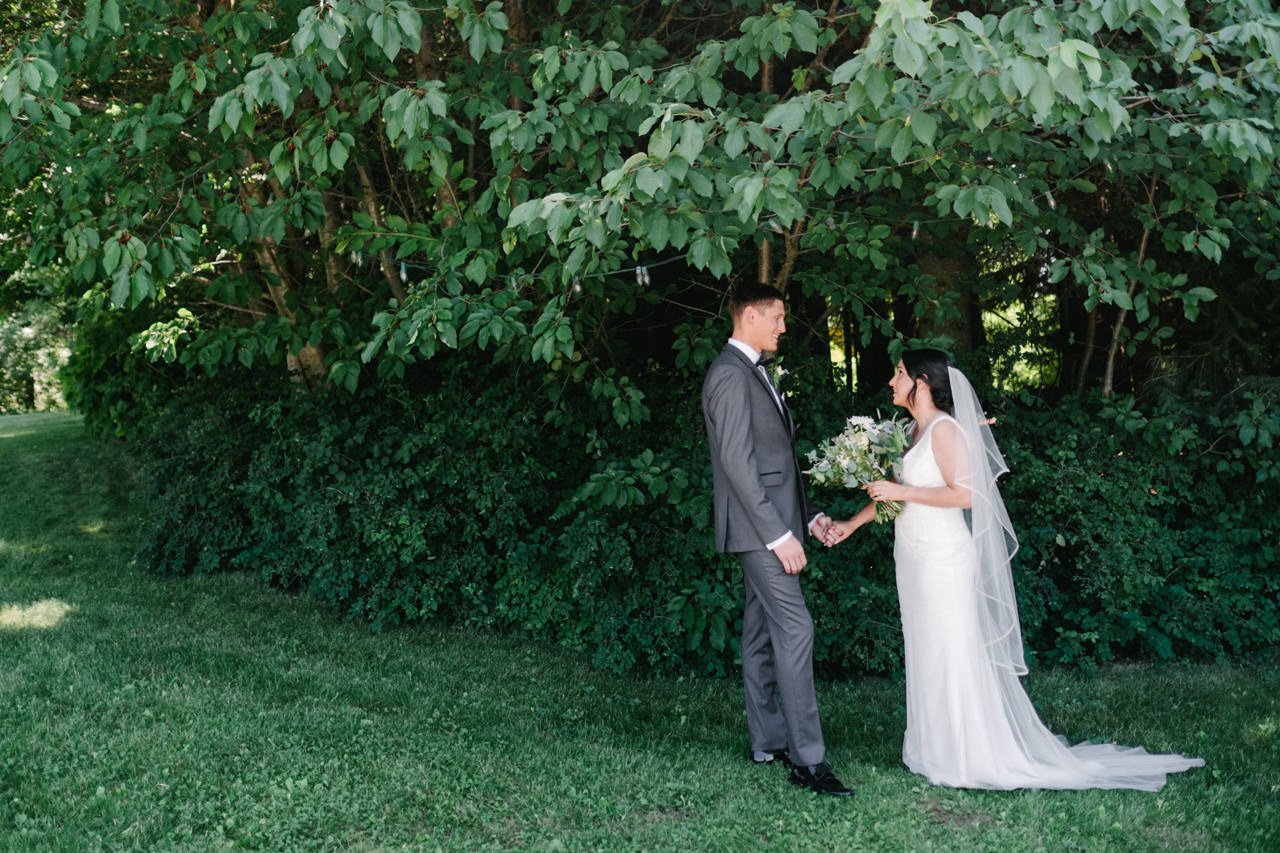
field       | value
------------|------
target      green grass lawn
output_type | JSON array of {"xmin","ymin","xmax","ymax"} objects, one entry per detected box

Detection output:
[{"xmin": 1, "ymin": 412, "xmax": 1277, "ymax": 850}]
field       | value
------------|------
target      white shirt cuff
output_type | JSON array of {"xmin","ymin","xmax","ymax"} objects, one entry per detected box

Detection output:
[{"xmin": 765, "ymin": 531, "xmax": 794, "ymax": 550}]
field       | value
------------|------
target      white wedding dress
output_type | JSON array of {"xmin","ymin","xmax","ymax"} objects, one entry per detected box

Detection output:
[{"xmin": 893, "ymin": 413, "xmax": 1204, "ymax": 791}]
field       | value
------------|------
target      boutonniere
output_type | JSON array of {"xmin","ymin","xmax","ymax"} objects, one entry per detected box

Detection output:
[{"xmin": 768, "ymin": 359, "xmax": 787, "ymax": 391}]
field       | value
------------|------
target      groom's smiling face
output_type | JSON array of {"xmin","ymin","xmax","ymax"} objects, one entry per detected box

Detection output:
[{"xmin": 743, "ymin": 299, "xmax": 787, "ymax": 354}]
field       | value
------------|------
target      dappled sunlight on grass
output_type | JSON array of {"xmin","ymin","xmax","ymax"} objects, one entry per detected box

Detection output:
[
  {"xmin": 0, "ymin": 599, "xmax": 76, "ymax": 630},
  {"xmin": 0, "ymin": 539, "xmax": 54, "ymax": 559},
  {"xmin": 0, "ymin": 539, "xmax": 26, "ymax": 558},
  {"xmin": 0, "ymin": 411, "xmax": 75, "ymax": 436},
  {"xmin": 1247, "ymin": 717, "xmax": 1277, "ymax": 742}
]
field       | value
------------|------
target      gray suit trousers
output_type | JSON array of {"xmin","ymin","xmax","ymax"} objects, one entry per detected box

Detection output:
[{"xmin": 738, "ymin": 548, "xmax": 826, "ymax": 767}]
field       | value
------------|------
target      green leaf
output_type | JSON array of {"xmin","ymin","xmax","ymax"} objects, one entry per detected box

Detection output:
[
  {"xmin": 970, "ymin": 100, "xmax": 992, "ymax": 131},
  {"xmin": 1029, "ymin": 72, "xmax": 1054, "ymax": 117},
  {"xmin": 648, "ymin": 124, "xmax": 674, "ymax": 160},
  {"xmin": 909, "ymin": 111, "xmax": 937, "ymax": 146},
  {"xmin": 892, "ymin": 37, "xmax": 924, "ymax": 78},
  {"xmin": 646, "ymin": 213, "xmax": 670, "ymax": 250},
  {"xmin": 2, "ymin": 69, "xmax": 20, "ymax": 108},
  {"xmin": 102, "ymin": 0, "xmax": 121, "ymax": 34},
  {"xmin": 890, "ymin": 124, "xmax": 914, "ymax": 164},
  {"xmin": 762, "ymin": 100, "xmax": 805, "ymax": 137},
  {"xmin": 84, "ymin": 0, "xmax": 101, "ymax": 37},
  {"xmin": 204, "ymin": 97, "xmax": 223, "ymax": 135},
  {"xmin": 989, "ymin": 189, "xmax": 1013, "ymax": 226},
  {"xmin": 22, "ymin": 62, "xmax": 41, "ymax": 92},
  {"xmin": 864, "ymin": 66, "xmax": 890, "ymax": 108},
  {"xmin": 508, "ymin": 199, "xmax": 542, "ymax": 229},
  {"xmin": 792, "ymin": 10, "xmax": 819, "ymax": 54},
  {"xmin": 831, "ymin": 58, "xmax": 857, "ymax": 86},
  {"xmin": 698, "ymin": 75, "xmax": 722, "ymax": 107},
  {"xmin": 635, "ymin": 168, "xmax": 661, "ymax": 197},
  {"xmin": 1010, "ymin": 57, "xmax": 1036, "ymax": 98},
  {"xmin": 110, "ymin": 267, "xmax": 130, "ymax": 306},
  {"xmin": 689, "ymin": 237, "xmax": 711, "ymax": 270},
  {"xmin": 396, "ymin": 4, "xmax": 423, "ymax": 51},
  {"xmin": 422, "ymin": 85, "xmax": 448, "ymax": 118},
  {"xmin": 102, "ymin": 238, "xmax": 122, "ymax": 274},
  {"xmin": 330, "ymin": 138, "xmax": 349, "ymax": 170},
  {"xmin": 224, "ymin": 96, "xmax": 243, "ymax": 134},
  {"xmin": 686, "ymin": 169, "xmax": 713, "ymax": 198},
  {"xmin": 270, "ymin": 70, "xmax": 293, "ymax": 116},
  {"xmin": 318, "ymin": 21, "xmax": 342, "ymax": 51},
  {"xmin": 723, "ymin": 127, "xmax": 747, "ymax": 160},
  {"xmin": 465, "ymin": 254, "xmax": 488, "ymax": 284},
  {"xmin": 677, "ymin": 121, "xmax": 704, "ymax": 164}
]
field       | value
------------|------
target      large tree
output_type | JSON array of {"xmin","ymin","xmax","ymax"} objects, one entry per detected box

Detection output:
[
  {"xmin": 5, "ymin": 1, "xmax": 1276, "ymax": 675},
  {"xmin": 1, "ymin": 0, "xmax": 1277, "ymax": 429}
]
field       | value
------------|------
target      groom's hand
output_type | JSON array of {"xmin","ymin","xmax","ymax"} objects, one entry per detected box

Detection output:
[{"xmin": 774, "ymin": 536, "xmax": 807, "ymax": 574}]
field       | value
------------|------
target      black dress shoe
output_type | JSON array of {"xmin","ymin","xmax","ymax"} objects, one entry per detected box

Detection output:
[
  {"xmin": 750, "ymin": 749, "xmax": 793, "ymax": 768},
  {"xmin": 788, "ymin": 761, "xmax": 854, "ymax": 797}
]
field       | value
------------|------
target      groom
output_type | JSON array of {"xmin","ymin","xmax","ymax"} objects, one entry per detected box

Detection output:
[{"xmin": 701, "ymin": 283, "xmax": 853, "ymax": 797}]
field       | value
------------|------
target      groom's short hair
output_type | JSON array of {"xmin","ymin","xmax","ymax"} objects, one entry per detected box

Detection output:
[{"xmin": 729, "ymin": 283, "xmax": 785, "ymax": 319}]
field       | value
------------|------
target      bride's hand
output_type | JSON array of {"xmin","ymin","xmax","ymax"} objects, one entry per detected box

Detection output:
[
  {"xmin": 865, "ymin": 480, "xmax": 905, "ymax": 503},
  {"xmin": 823, "ymin": 519, "xmax": 854, "ymax": 547}
]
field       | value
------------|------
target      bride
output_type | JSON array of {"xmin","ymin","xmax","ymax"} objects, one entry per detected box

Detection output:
[{"xmin": 824, "ymin": 349, "xmax": 1204, "ymax": 790}]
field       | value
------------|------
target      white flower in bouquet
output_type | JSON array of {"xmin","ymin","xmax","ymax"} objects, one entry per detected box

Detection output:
[{"xmin": 805, "ymin": 415, "xmax": 911, "ymax": 523}]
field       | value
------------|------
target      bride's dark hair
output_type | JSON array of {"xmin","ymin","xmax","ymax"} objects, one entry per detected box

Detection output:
[{"xmin": 901, "ymin": 348, "xmax": 955, "ymax": 415}]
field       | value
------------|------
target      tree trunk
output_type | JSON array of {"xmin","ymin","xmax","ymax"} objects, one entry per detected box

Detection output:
[
  {"xmin": 320, "ymin": 190, "xmax": 345, "ymax": 294},
  {"xmin": 758, "ymin": 58, "xmax": 772, "ymax": 291},
  {"xmin": 1101, "ymin": 178, "xmax": 1157, "ymax": 396},
  {"xmin": 841, "ymin": 307, "xmax": 855, "ymax": 395},
  {"xmin": 1071, "ymin": 304, "xmax": 1100, "ymax": 395},
  {"xmin": 238, "ymin": 153, "xmax": 328, "ymax": 385},
  {"xmin": 855, "ymin": 299, "xmax": 892, "ymax": 396},
  {"xmin": 354, "ymin": 162, "xmax": 409, "ymax": 304},
  {"xmin": 416, "ymin": 18, "xmax": 462, "ymax": 228},
  {"xmin": 913, "ymin": 251, "xmax": 977, "ymax": 353}
]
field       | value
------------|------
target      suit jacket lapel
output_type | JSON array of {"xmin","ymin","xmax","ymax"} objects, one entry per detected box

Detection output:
[{"xmin": 729, "ymin": 346, "xmax": 795, "ymax": 440}]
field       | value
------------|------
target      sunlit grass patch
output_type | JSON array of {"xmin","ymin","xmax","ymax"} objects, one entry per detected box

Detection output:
[
  {"xmin": 1247, "ymin": 716, "xmax": 1277, "ymax": 742},
  {"xmin": 0, "ymin": 598, "xmax": 76, "ymax": 629}
]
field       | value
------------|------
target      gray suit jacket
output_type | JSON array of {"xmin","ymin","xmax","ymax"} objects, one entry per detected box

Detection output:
[{"xmin": 703, "ymin": 344, "xmax": 817, "ymax": 553}]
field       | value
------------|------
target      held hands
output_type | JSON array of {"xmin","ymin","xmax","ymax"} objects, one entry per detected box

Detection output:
[
  {"xmin": 821, "ymin": 519, "xmax": 857, "ymax": 547},
  {"xmin": 808, "ymin": 513, "xmax": 834, "ymax": 541},
  {"xmin": 807, "ymin": 480, "xmax": 910, "ymax": 551},
  {"xmin": 772, "ymin": 515, "xmax": 841, "ymax": 574}
]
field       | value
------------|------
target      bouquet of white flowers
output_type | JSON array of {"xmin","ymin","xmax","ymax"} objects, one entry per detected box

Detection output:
[{"xmin": 805, "ymin": 415, "xmax": 911, "ymax": 523}]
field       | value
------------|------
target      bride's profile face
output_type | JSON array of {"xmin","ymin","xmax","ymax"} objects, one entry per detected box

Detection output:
[{"xmin": 889, "ymin": 361, "xmax": 914, "ymax": 408}]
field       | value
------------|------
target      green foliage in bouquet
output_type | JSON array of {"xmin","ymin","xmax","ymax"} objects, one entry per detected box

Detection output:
[{"xmin": 805, "ymin": 415, "xmax": 910, "ymax": 523}]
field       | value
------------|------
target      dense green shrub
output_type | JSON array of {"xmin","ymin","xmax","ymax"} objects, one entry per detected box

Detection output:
[
  {"xmin": 988, "ymin": 387, "xmax": 1280, "ymax": 668},
  {"xmin": 130, "ymin": 358, "xmax": 1278, "ymax": 676},
  {"xmin": 61, "ymin": 296, "xmax": 187, "ymax": 438}
]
